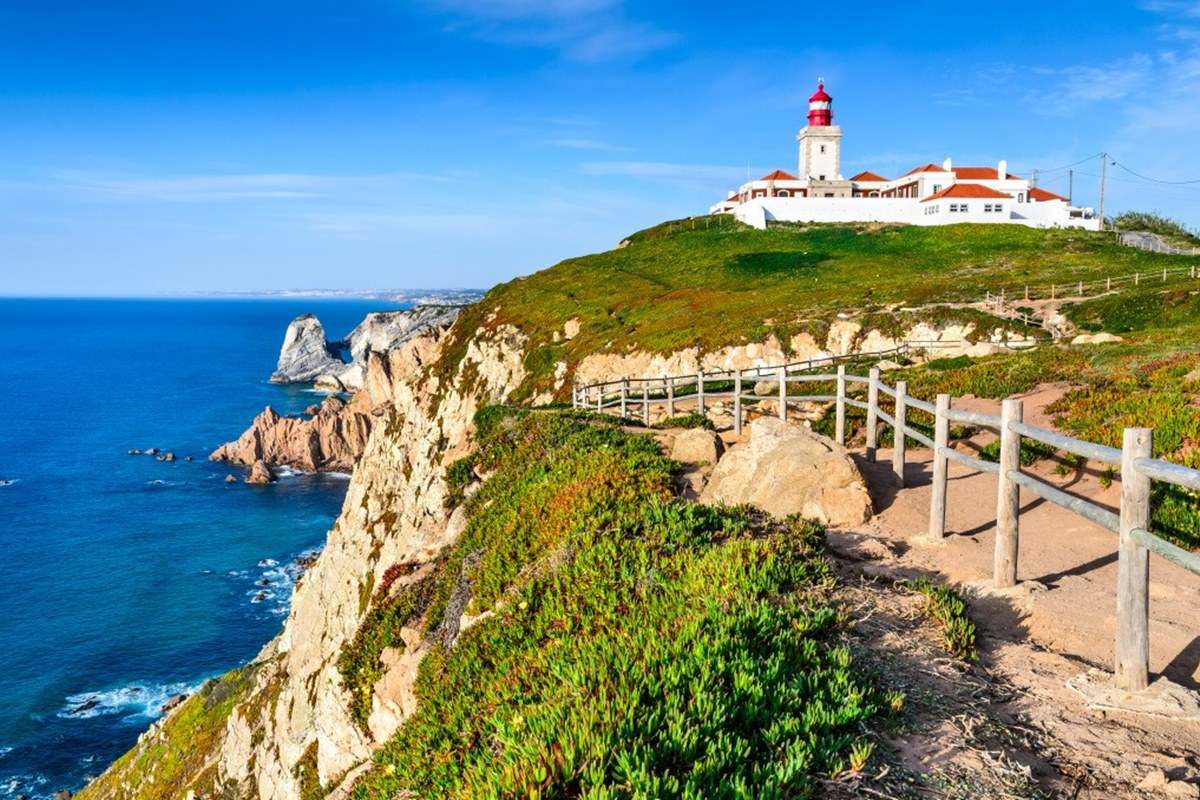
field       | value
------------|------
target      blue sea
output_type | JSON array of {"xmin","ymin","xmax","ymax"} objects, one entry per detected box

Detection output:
[{"xmin": 0, "ymin": 298, "xmax": 406, "ymax": 798}]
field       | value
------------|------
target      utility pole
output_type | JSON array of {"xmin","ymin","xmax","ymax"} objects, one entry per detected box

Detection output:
[
  {"xmin": 1068, "ymin": 169, "xmax": 1074, "ymax": 204},
  {"xmin": 1031, "ymin": 168, "xmax": 1039, "ymax": 188},
  {"xmin": 1098, "ymin": 152, "xmax": 1108, "ymax": 231}
]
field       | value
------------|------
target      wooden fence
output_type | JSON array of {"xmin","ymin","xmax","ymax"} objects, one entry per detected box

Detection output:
[{"xmin": 574, "ymin": 352, "xmax": 1200, "ymax": 693}]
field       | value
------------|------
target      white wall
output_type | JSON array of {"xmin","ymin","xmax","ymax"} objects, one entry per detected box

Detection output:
[{"xmin": 732, "ymin": 197, "xmax": 1098, "ymax": 231}]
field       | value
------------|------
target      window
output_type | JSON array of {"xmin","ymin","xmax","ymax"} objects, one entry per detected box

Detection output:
[
  {"xmin": 819, "ymin": 144, "xmax": 826, "ymax": 154},
  {"xmin": 1017, "ymin": 193, "xmax": 1025, "ymax": 203},
  {"xmin": 819, "ymin": 174, "xmax": 826, "ymax": 180},
  {"xmin": 778, "ymin": 190, "xmax": 791, "ymax": 197},
  {"xmin": 984, "ymin": 203, "xmax": 993, "ymax": 212},
  {"xmin": 933, "ymin": 184, "xmax": 942, "ymax": 193},
  {"xmin": 959, "ymin": 203, "xmax": 968, "ymax": 212}
]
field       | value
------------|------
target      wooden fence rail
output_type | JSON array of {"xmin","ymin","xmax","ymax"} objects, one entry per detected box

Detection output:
[{"xmin": 574, "ymin": 351, "xmax": 1200, "ymax": 694}]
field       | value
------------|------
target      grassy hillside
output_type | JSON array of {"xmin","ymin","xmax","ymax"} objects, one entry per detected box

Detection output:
[
  {"xmin": 431, "ymin": 220, "xmax": 1195, "ymax": 399},
  {"xmin": 349, "ymin": 409, "xmax": 896, "ymax": 797}
]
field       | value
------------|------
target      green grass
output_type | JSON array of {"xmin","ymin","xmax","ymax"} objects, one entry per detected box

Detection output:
[
  {"xmin": 428, "ymin": 221, "xmax": 1191, "ymax": 401},
  {"xmin": 1064, "ymin": 285, "xmax": 1200, "ymax": 334},
  {"xmin": 348, "ymin": 410, "xmax": 896, "ymax": 798},
  {"xmin": 902, "ymin": 579, "xmax": 978, "ymax": 662}
]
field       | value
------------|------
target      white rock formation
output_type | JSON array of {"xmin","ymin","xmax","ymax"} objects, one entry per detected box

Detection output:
[{"xmin": 270, "ymin": 315, "xmax": 346, "ymax": 384}]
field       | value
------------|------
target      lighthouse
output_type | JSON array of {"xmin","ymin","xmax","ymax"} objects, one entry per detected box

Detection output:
[{"xmin": 797, "ymin": 79, "xmax": 844, "ymax": 186}]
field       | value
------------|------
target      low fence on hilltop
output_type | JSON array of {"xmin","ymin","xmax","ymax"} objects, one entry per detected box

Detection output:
[{"xmin": 573, "ymin": 348, "xmax": 1200, "ymax": 694}]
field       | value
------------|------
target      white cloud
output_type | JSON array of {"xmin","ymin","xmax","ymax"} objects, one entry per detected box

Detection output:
[
  {"xmin": 421, "ymin": 0, "xmax": 676, "ymax": 62},
  {"xmin": 49, "ymin": 170, "xmax": 445, "ymax": 202}
]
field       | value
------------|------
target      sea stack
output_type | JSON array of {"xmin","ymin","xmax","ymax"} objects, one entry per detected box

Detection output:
[{"xmin": 269, "ymin": 314, "xmax": 345, "ymax": 384}]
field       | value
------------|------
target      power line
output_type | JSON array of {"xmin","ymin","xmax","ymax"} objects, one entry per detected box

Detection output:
[
  {"xmin": 1031, "ymin": 152, "xmax": 1104, "ymax": 176},
  {"xmin": 1111, "ymin": 160, "xmax": 1200, "ymax": 185}
]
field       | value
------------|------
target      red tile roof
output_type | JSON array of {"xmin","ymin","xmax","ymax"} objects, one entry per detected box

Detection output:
[
  {"xmin": 1029, "ymin": 186, "xmax": 1069, "ymax": 202},
  {"xmin": 760, "ymin": 169, "xmax": 799, "ymax": 181},
  {"xmin": 850, "ymin": 170, "xmax": 888, "ymax": 182},
  {"xmin": 953, "ymin": 166, "xmax": 1020, "ymax": 180},
  {"xmin": 922, "ymin": 183, "xmax": 1012, "ymax": 202},
  {"xmin": 903, "ymin": 163, "xmax": 949, "ymax": 176}
]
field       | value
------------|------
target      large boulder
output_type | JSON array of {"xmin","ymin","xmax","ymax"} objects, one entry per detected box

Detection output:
[
  {"xmin": 700, "ymin": 417, "xmax": 872, "ymax": 527},
  {"xmin": 269, "ymin": 314, "xmax": 345, "ymax": 384}
]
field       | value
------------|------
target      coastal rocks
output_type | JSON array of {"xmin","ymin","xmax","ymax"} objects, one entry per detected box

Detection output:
[
  {"xmin": 210, "ymin": 395, "xmax": 373, "ymax": 474},
  {"xmin": 246, "ymin": 461, "xmax": 274, "ymax": 485},
  {"xmin": 224, "ymin": 474, "xmax": 238, "ymax": 483},
  {"xmin": 275, "ymin": 306, "xmax": 464, "ymax": 391},
  {"xmin": 700, "ymin": 417, "xmax": 872, "ymax": 527},
  {"xmin": 270, "ymin": 314, "xmax": 346, "ymax": 384}
]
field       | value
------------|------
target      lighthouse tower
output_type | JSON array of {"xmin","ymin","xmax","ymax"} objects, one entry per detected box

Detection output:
[{"xmin": 797, "ymin": 79, "xmax": 843, "ymax": 183}]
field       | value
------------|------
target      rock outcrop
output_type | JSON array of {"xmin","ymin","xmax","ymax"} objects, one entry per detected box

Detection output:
[
  {"xmin": 271, "ymin": 306, "xmax": 464, "ymax": 391},
  {"xmin": 270, "ymin": 314, "xmax": 346, "ymax": 384},
  {"xmin": 701, "ymin": 417, "xmax": 872, "ymax": 527},
  {"xmin": 343, "ymin": 306, "xmax": 462, "ymax": 366},
  {"xmin": 210, "ymin": 395, "xmax": 374, "ymax": 474}
]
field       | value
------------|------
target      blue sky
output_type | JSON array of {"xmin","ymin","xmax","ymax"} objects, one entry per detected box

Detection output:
[{"xmin": 2, "ymin": 1, "xmax": 1199, "ymax": 295}]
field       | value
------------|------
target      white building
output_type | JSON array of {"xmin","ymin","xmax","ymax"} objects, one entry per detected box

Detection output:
[{"xmin": 710, "ymin": 81, "xmax": 1099, "ymax": 231}]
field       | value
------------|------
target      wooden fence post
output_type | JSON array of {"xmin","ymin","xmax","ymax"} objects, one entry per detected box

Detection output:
[
  {"xmin": 835, "ymin": 365, "xmax": 846, "ymax": 444},
  {"xmin": 892, "ymin": 381, "xmax": 908, "ymax": 487},
  {"xmin": 928, "ymin": 394, "xmax": 951, "ymax": 539},
  {"xmin": 641, "ymin": 384, "xmax": 649, "ymax": 426},
  {"xmin": 1107, "ymin": 277, "xmax": 1112, "ymax": 292},
  {"xmin": 666, "ymin": 378, "xmax": 675, "ymax": 416},
  {"xmin": 696, "ymin": 370, "xmax": 705, "ymax": 416},
  {"xmin": 596, "ymin": 384, "xmax": 603, "ymax": 412},
  {"xmin": 777, "ymin": 365, "xmax": 787, "ymax": 421},
  {"xmin": 1135, "ymin": 272, "xmax": 1140, "ymax": 286},
  {"xmin": 1078, "ymin": 280, "xmax": 1083, "ymax": 295},
  {"xmin": 1163, "ymin": 268, "xmax": 1167, "ymax": 282},
  {"xmin": 734, "ymin": 370, "xmax": 743, "ymax": 436},
  {"xmin": 866, "ymin": 367, "xmax": 880, "ymax": 461},
  {"xmin": 1116, "ymin": 427, "xmax": 1152, "ymax": 692},
  {"xmin": 995, "ymin": 399, "xmax": 1024, "ymax": 588},
  {"xmin": 620, "ymin": 379, "xmax": 628, "ymax": 418}
]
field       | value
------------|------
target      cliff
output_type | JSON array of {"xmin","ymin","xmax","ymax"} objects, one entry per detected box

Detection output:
[{"xmin": 80, "ymin": 221, "xmax": 1197, "ymax": 798}]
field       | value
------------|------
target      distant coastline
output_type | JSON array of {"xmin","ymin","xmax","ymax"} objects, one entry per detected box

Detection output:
[{"xmin": 180, "ymin": 288, "xmax": 485, "ymax": 305}]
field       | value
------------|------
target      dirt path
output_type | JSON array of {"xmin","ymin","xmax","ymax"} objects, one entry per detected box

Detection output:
[{"xmin": 822, "ymin": 385, "xmax": 1200, "ymax": 797}]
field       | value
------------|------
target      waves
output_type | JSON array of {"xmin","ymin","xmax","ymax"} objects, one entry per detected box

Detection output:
[
  {"xmin": 0, "ymin": 479, "xmax": 17, "ymax": 488},
  {"xmin": 58, "ymin": 680, "xmax": 202, "ymax": 722}
]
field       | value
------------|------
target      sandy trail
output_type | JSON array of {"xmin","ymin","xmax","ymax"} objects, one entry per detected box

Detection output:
[{"xmin": 850, "ymin": 384, "xmax": 1200, "ymax": 687}]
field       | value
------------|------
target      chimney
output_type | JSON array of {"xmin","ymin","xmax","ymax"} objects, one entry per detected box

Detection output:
[
  {"xmin": 942, "ymin": 157, "xmax": 953, "ymax": 171},
  {"xmin": 998, "ymin": 159, "xmax": 1008, "ymax": 180}
]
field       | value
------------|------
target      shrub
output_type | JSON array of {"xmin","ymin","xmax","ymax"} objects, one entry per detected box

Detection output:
[
  {"xmin": 902, "ymin": 578, "xmax": 978, "ymax": 661},
  {"xmin": 977, "ymin": 438, "xmax": 1057, "ymax": 466}
]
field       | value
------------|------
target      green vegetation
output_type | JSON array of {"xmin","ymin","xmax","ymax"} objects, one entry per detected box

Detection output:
[
  {"xmin": 978, "ymin": 437, "xmax": 1057, "ymax": 467},
  {"xmin": 1065, "ymin": 285, "xmax": 1200, "ymax": 334},
  {"xmin": 429, "ymin": 222, "xmax": 1190, "ymax": 400},
  {"xmin": 350, "ymin": 410, "xmax": 895, "ymax": 798},
  {"xmin": 652, "ymin": 411, "xmax": 714, "ymax": 429},
  {"xmin": 902, "ymin": 578, "xmax": 978, "ymax": 661},
  {"xmin": 76, "ymin": 667, "xmax": 259, "ymax": 800},
  {"xmin": 1113, "ymin": 211, "xmax": 1200, "ymax": 248}
]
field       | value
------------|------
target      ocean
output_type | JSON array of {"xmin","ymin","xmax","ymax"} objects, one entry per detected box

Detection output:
[{"xmin": 0, "ymin": 298, "xmax": 404, "ymax": 798}]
